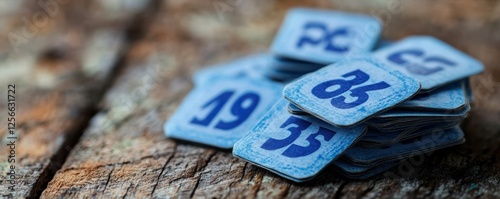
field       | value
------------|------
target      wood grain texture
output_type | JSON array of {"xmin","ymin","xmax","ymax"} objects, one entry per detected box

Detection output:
[
  {"xmin": 0, "ymin": 1, "xmax": 147, "ymax": 198},
  {"xmin": 2, "ymin": 0, "xmax": 500, "ymax": 198}
]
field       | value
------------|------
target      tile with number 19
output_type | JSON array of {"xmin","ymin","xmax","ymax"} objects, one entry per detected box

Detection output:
[{"xmin": 165, "ymin": 77, "xmax": 283, "ymax": 148}]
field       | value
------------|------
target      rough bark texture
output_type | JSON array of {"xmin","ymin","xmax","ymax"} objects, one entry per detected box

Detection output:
[{"xmin": 1, "ymin": 0, "xmax": 500, "ymax": 198}]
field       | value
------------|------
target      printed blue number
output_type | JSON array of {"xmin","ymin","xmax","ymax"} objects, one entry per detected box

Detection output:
[
  {"xmin": 190, "ymin": 90, "xmax": 234, "ymax": 126},
  {"xmin": 215, "ymin": 92, "xmax": 260, "ymax": 130},
  {"xmin": 190, "ymin": 90, "xmax": 260, "ymax": 130},
  {"xmin": 388, "ymin": 49, "xmax": 456, "ymax": 76},
  {"xmin": 282, "ymin": 126, "xmax": 336, "ymax": 158},
  {"xmin": 261, "ymin": 116, "xmax": 312, "ymax": 150},
  {"xmin": 260, "ymin": 116, "xmax": 337, "ymax": 158},
  {"xmin": 297, "ymin": 21, "xmax": 351, "ymax": 53},
  {"xmin": 411, "ymin": 93, "xmax": 430, "ymax": 101},
  {"xmin": 311, "ymin": 70, "xmax": 390, "ymax": 109}
]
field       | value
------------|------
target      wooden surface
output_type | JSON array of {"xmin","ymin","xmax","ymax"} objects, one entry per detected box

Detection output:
[
  {"xmin": 0, "ymin": 1, "xmax": 148, "ymax": 198},
  {"xmin": 1, "ymin": 0, "xmax": 500, "ymax": 198}
]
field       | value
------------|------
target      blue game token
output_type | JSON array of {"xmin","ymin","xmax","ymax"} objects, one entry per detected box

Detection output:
[
  {"xmin": 333, "ymin": 158, "xmax": 400, "ymax": 179},
  {"xmin": 359, "ymin": 121, "xmax": 459, "ymax": 147},
  {"xmin": 398, "ymin": 81, "xmax": 467, "ymax": 111},
  {"xmin": 271, "ymin": 8, "xmax": 382, "ymax": 64},
  {"xmin": 463, "ymin": 78, "xmax": 473, "ymax": 102},
  {"xmin": 284, "ymin": 57, "xmax": 421, "ymax": 127},
  {"xmin": 270, "ymin": 56, "xmax": 324, "ymax": 73},
  {"xmin": 233, "ymin": 99, "xmax": 366, "ymax": 182},
  {"xmin": 343, "ymin": 126, "xmax": 465, "ymax": 166},
  {"xmin": 287, "ymin": 103, "xmax": 308, "ymax": 115},
  {"xmin": 262, "ymin": 68, "xmax": 305, "ymax": 82},
  {"xmin": 373, "ymin": 36, "xmax": 484, "ymax": 91},
  {"xmin": 376, "ymin": 104, "xmax": 470, "ymax": 119},
  {"xmin": 165, "ymin": 77, "xmax": 283, "ymax": 148},
  {"xmin": 193, "ymin": 53, "xmax": 269, "ymax": 86}
]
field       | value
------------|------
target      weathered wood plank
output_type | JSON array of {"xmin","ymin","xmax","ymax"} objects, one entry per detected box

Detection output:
[
  {"xmin": 37, "ymin": 0, "xmax": 500, "ymax": 198},
  {"xmin": 0, "ymin": 0, "xmax": 152, "ymax": 197}
]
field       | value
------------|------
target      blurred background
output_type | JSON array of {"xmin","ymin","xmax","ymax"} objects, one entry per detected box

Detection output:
[{"xmin": 1, "ymin": 0, "xmax": 499, "ymax": 198}]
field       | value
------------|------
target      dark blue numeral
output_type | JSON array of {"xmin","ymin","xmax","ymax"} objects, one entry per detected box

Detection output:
[
  {"xmin": 297, "ymin": 21, "xmax": 351, "ymax": 53},
  {"xmin": 282, "ymin": 126, "xmax": 336, "ymax": 158},
  {"xmin": 260, "ymin": 116, "xmax": 336, "ymax": 158},
  {"xmin": 311, "ymin": 70, "xmax": 390, "ymax": 109},
  {"xmin": 191, "ymin": 90, "xmax": 234, "ymax": 126},
  {"xmin": 215, "ymin": 92, "xmax": 260, "ymax": 130},
  {"xmin": 260, "ymin": 116, "xmax": 312, "ymax": 150},
  {"xmin": 190, "ymin": 90, "xmax": 260, "ymax": 130},
  {"xmin": 331, "ymin": 82, "xmax": 390, "ymax": 109},
  {"xmin": 388, "ymin": 49, "xmax": 456, "ymax": 76}
]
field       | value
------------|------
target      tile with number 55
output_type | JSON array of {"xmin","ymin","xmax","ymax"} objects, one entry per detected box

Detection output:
[
  {"xmin": 284, "ymin": 57, "xmax": 421, "ymax": 127},
  {"xmin": 373, "ymin": 36, "xmax": 484, "ymax": 91},
  {"xmin": 233, "ymin": 99, "xmax": 366, "ymax": 182},
  {"xmin": 271, "ymin": 8, "xmax": 382, "ymax": 65},
  {"xmin": 165, "ymin": 77, "xmax": 283, "ymax": 148}
]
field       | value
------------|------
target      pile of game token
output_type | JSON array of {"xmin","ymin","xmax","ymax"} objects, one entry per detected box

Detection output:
[{"xmin": 165, "ymin": 8, "xmax": 483, "ymax": 182}]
